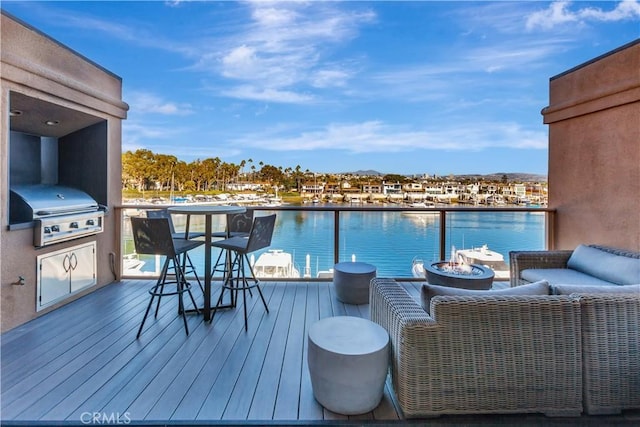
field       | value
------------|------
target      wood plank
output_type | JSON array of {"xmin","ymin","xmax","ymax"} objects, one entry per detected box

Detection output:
[
  {"xmin": 298, "ymin": 282, "xmax": 324, "ymax": 420},
  {"xmin": 272, "ymin": 282, "xmax": 308, "ymax": 420},
  {"xmin": 196, "ymin": 282, "xmax": 277, "ymax": 420},
  {"xmin": 246, "ymin": 282, "xmax": 297, "ymax": 419},
  {"xmin": 216, "ymin": 282, "xmax": 286, "ymax": 420}
]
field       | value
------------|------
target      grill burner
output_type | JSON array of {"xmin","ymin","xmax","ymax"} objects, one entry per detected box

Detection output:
[{"xmin": 10, "ymin": 184, "xmax": 104, "ymax": 247}]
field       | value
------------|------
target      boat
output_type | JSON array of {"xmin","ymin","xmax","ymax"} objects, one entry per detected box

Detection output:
[
  {"xmin": 455, "ymin": 244, "xmax": 510, "ymax": 281},
  {"xmin": 123, "ymin": 253, "xmax": 146, "ymax": 275},
  {"xmin": 411, "ymin": 257, "xmax": 425, "ymax": 278},
  {"xmin": 402, "ymin": 202, "xmax": 438, "ymax": 218},
  {"xmin": 251, "ymin": 249, "xmax": 301, "ymax": 278}
]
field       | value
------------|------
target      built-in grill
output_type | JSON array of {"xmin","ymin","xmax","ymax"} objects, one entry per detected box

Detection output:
[{"xmin": 10, "ymin": 184, "xmax": 104, "ymax": 247}]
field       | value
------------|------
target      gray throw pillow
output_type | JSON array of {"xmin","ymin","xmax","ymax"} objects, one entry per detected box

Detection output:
[
  {"xmin": 552, "ymin": 283, "xmax": 640, "ymax": 295},
  {"xmin": 420, "ymin": 280, "xmax": 550, "ymax": 315},
  {"xmin": 567, "ymin": 244, "xmax": 640, "ymax": 285}
]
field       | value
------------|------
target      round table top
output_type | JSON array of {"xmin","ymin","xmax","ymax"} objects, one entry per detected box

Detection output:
[
  {"xmin": 334, "ymin": 261, "xmax": 376, "ymax": 274},
  {"xmin": 167, "ymin": 205, "xmax": 245, "ymax": 215},
  {"xmin": 308, "ymin": 316, "xmax": 388, "ymax": 356}
]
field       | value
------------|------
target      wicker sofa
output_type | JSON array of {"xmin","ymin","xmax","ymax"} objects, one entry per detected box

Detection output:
[
  {"xmin": 576, "ymin": 293, "xmax": 640, "ymax": 415},
  {"xmin": 369, "ymin": 278, "xmax": 583, "ymax": 418},
  {"xmin": 370, "ymin": 278, "xmax": 640, "ymax": 418},
  {"xmin": 509, "ymin": 244, "xmax": 640, "ymax": 288}
]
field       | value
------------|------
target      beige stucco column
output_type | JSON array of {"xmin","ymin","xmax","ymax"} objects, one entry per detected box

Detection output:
[{"xmin": 542, "ymin": 39, "xmax": 639, "ymax": 251}]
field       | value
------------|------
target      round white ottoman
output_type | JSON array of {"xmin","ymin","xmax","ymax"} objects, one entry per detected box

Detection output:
[
  {"xmin": 333, "ymin": 261, "xmax": 377, "ymax": 304},
  {"xmin": 307, "ymin": 316, "xmax": 389, "ymax": 415}
]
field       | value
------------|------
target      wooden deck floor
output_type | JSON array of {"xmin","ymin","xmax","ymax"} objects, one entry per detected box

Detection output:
[
  {"xmin": 1, "ymin": 279, "xmax": 412, "ymax": 425},
  {"xmin": 2, "ymin": 279, "xmax": 638, "ymax": 426}
]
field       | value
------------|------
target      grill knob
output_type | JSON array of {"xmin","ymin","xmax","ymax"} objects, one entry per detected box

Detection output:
[
  {"xmin": 44, "ymin": 226, "xmax": 52, "ymax": 234},
  {"xmin": 70, "ymin": 222, "xmax": 79, "ymax": 229},
  {"xmin": 86, "ymin": 219, "xmax": 95, "ymax": 226},
  {"xmin": 51, "ymin": 225, "xmax": 60, "ymax": 232}
]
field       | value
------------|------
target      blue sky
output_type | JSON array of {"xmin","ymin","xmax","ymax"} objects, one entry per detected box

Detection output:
[{"xmin": 3, "ymin": 1, "xmax": 639, "ymax": 175}]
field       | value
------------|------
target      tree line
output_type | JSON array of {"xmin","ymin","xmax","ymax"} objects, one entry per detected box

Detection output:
[
  {"xmin": 122, "ymin": 149, "xmax": 310, "ymax": 193},
  {"xmin": 122, "ymin": 149, "xmax": 519, "ymax": 194}
]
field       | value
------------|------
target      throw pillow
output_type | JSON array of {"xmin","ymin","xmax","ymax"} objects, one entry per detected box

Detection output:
[
  {"xmin": 552, "ymin": 283, "xmax": 640, "ymax": 295},
  {"xmin": 420, "ymin": 280, "xmax": 550, "ymax": 314},
  {"xmin": 567, "ymin": 244, "xmax": 640, "ymax": 285}
]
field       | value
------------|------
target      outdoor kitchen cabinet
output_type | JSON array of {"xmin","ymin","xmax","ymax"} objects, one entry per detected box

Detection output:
[{"xmin": 36, "ymin": 242, "xmax": 96, "ymax": 311}]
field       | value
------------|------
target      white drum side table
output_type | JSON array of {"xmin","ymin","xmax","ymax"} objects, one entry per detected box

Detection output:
[{"xmin": 307, "ymin": 316, "xmax": 390, "ymax": 415}]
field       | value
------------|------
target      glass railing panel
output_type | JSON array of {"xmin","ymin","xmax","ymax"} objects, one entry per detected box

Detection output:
[
  {"xmin": 261, "ymin": 209, "xmax": 335, "ymax": 279},
  {"xmin": 121, "ymin": 207, "xmax": 335, "ymax": 280},
  {"xmin": 120, "ymin": 206, "xmax": 548, "ymax": 281},
  {"xmin": 438, "ymin": 210, "xmax": 546, "ymax": 282},
  {"xmin": 338, "ymin": 210, "xmax": 442, "ymax": 278}
]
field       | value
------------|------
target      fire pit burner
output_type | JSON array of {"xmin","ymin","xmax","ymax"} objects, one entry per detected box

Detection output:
[{"xmin": 424, "ymin": 261, "xmax": 494, "ymax": 290}]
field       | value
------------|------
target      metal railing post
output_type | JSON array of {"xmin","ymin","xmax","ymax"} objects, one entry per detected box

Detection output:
[
  {"xmin": 439, "ymin": 210, "xmax": 447, "ymax": 260},
  {"xmin": 334, "ymin": 210, "xmax": 340, "ymax": 264}
]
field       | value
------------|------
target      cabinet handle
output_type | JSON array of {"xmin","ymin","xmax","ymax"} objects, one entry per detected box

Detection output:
[{"xmin": 69, "ymin": 252, "xmax": 78, "ymax": 271}]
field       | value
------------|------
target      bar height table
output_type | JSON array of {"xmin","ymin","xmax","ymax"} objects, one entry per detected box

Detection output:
[{"xmin": 168, "ymin": 205, "xmax": 246, "ymax": 321}]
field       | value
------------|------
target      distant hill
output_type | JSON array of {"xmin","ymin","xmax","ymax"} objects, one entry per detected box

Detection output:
[
  {"xmin": 346, "ymin": 169, "xmax": 384, "ymax": 176},
  {"xmin": 342, "ymin": 170, "xmax": 546, "ymax": 182},
  {"xmin": 453, "ymin": 173, "xmax": 547, "ymax": 182}
]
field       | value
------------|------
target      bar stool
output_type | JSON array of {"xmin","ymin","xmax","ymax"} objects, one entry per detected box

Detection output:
[
  {"xmin": 146, "ymin": 208, "xmax": 203, "ymax": 293},
  {"xmin": 210, "ymin": 208, "xmax": 254, "ymax": 278},
  {"xmin": 211, "ymin": 214, "xmax": 276, "ymax": 330},
  {"xmin": 131, "ymin": 217, "xmax": 203, "ymax": 338}
]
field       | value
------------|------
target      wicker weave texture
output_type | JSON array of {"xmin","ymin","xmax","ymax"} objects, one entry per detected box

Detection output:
[
  {"xmin": 508, "ymin": 250, "xmax": 573, "ymax": 287},
  {"xmin": 509, "ymin": 245, "xmax": 640, "ymax": 287},
  {"xmin": 578, "ymin": 293, "xmax": 640, "ymax": 415},
  {"xmin": 370, "ymin": 278, "xmax": 583, "ymax": 418}
]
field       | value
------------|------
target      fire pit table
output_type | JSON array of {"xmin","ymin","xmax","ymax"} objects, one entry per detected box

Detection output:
[{"xmin": 424, "ymin": 261, "xmax": 494, "ymax": 290}]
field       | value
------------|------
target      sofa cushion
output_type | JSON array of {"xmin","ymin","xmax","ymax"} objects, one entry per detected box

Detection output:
[
  {"xmin": 552, "ymin": 283, "xmax": 640, "ymax": 295},
  {"xmin": 420, "ymin": 280, "xmax": 549, "ymax": 314},
  {"xmin": 567, "ymin": 244, "xmax": 640, "ymax": 285},
  {"xmin": 521, "ymin": 268, "xmax": 615, "ymax": 286}
]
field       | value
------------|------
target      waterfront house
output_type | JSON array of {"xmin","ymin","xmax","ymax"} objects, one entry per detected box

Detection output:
[{"xmin": 1, "ymin": 10, "xmax": 638, "ymax": 425}]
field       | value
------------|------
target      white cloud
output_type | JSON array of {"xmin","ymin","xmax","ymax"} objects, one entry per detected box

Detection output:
[
  {"xmin": 311, "ymin": 69, "xmax": 351, "ymax": 88},
  {"xmin": 233, "ymin": 120, "xmax": 547, "ymax": 154},
  {"xmin": 127, "ymin": 92, "xmax": 194, "ymax": 116},
  {"xmin": 221, "ymin": 85, "xmax": 314, "ymax": 104},
  {"xmin": 210, "ymin": 2, "xmax": 375, "ymax": 103},
  {"xmin": 526, "ymin": 0, "xmax": 640, "ymax": 30}
]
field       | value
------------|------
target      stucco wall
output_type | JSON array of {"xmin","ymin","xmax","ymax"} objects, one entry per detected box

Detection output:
[
  {"xmin": 1, "ymin": 12, "xmax": 128, "ymax": 332},
  {"xmin": 543, "ymin": 39, "xmax": 640, "ymax": 251}
]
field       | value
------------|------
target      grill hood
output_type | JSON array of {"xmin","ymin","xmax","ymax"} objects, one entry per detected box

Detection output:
[{"xmin": 10, "ymin": 184, "xmax": 99, "ymax": 223}]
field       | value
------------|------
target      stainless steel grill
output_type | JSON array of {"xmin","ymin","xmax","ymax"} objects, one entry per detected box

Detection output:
[{"xmin": 10, "ymin": 184, "xmax": 104, "ymax": 247}]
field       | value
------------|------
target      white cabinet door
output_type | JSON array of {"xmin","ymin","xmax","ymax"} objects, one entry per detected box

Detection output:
[
  {"xmin": 37, "ymin": 242, "xmax": 97, "ymax": 311},
  {"xmin": 69, "ymin": 243, "xmax": 96, "ymax": 292},
  {"xmin": 38, "ymin": 251, "xmax": 71, "ymax": 308}
]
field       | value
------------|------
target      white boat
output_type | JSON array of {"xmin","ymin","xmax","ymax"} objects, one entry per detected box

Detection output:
[
  {"xmin": 411, "ymin": 257, "xmax": 425, "ymax": 278},
  {"xmin": 455, "ymin": 245, "xmax": 510, "ymax": 281},
  {"xmin": 123, "ymin": 253, "xmax": 146, "ymax": 275},
  {"xmin": 316, "ymin": 269, "xmax": 334, "ymax": 278},
  {"xmin": 251, "ymin": 249, "xmax": 300, "ymax": 278}
]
